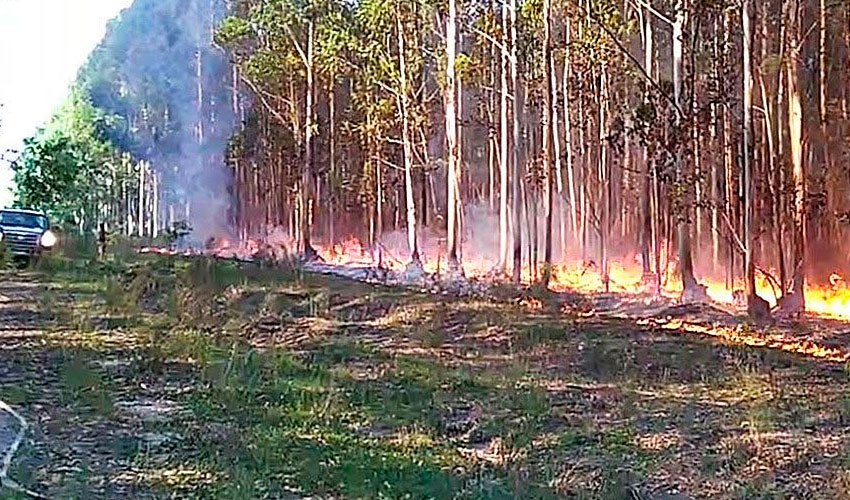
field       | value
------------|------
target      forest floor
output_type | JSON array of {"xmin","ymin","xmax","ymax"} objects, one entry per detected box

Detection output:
[{"xmin": 3, "ymin": 253, "xmax": 850, "ymax": 499}]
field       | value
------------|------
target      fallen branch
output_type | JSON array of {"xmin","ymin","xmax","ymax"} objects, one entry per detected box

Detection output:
[{"xmin": 0, "ymin": 400, "xmax": 45, "ymax": 499}]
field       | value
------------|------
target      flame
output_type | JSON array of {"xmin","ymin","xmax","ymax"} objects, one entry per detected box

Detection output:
[
  {"xmin": 141, "ymin": 234, "xmax": 850, "ymax": 322},
  {"xmin": 638, "ymin": 317, "xmax": 850, "ymax": 363}
]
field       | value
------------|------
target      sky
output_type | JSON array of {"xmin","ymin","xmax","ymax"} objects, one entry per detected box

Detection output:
[{"xmin": 0, "ymin": 0, "xmax": 133, "ymax": 207}]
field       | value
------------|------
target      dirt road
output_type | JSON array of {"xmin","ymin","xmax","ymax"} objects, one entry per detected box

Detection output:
[{"xmin": 0, "ymin": 272, "xmax": 179, "ymax": 499}]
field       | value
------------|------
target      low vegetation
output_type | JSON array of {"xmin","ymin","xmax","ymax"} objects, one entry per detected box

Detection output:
[{"xmin": 3, "ymin": 249, "xmax": 850, "ymax": 499}]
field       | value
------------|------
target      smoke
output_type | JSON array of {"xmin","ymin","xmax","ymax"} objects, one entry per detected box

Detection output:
[{"xmin": 81, "ymin": 0, "xmax": 241, "ymax": 243}]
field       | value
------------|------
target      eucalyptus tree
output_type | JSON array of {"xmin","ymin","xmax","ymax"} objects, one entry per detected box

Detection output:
[
  {"xmin": 446, "ymin": 0, "xmax": 463, "ymax": 273},
  {"xmin": 352, "ymin": 0, "xmax": 432, "ymax": 271},
  {"xmin": 217, "ymin": 0, "xmax": 338, "ymax": 256}
]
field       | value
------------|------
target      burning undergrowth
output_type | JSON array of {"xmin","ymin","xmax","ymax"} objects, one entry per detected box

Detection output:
[
  {"xmin": 140, "ymin": 226, "xmax": 850, "ymax": 322},
  {"xmin": 131, "ymin": 226, "xmax": 850, "ymax": 369}
]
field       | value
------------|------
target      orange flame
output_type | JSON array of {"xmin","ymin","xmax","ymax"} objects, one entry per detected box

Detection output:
[{"xmin": 143, "ymin": 234, "xmax": 850, "ymax": 322}]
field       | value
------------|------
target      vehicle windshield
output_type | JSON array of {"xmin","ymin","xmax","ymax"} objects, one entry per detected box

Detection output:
[{"xmin": 0, "ymin": 211, "xmax": 48, "ymax": 229}]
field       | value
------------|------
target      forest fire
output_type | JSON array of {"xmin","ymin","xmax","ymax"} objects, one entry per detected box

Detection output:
[
  {"xmin": 638, "ymin": 317, "xmax": 850, "ymax": 363},
  {"xmin": 141, "ymin": 236, "xmax": 850, "ymax": 322}
]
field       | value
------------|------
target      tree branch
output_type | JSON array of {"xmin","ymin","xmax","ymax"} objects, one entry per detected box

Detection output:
[
  {"xmin": 564, "ymin": 0, "xmax": 684, "ymax": 119},
  {"xmin": 240, "ymin": 74, "xmax": 291, "ymax": 127},
  {"xmin": 283, "ymin": 24, "xmax": 309, "ymax": 68},
  {"xmin": 627, "ymin": 0, "xmax": 674, "ymax": 27}
]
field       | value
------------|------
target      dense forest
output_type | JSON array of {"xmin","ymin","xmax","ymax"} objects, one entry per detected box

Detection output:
[{"xmin": 12, "ymin": 0, "xmax": 850, "ymax": 318}]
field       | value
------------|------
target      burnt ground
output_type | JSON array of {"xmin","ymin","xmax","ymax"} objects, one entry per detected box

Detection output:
[{"xmin": 3, "ymin": 256, "xmax": 850, "ymax": 499}]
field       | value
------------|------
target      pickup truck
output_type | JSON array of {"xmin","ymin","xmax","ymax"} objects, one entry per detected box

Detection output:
[{"xmin": 0, "ymin": 209, "xmax": 57, "ymax": 258}]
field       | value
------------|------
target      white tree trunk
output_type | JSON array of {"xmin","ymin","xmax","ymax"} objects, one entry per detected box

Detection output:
[
  {"xmin": 397, "ymin": 15, "xmax": 420, "ymax": 269},
  {"xmin": 498, "ymin": 0, "xmax": 510, "ymax": 273},
  {"xmin": 446, "ymin": 0, "xmax": 461, "ymax": 271},
  {"xmin": 742, "ymin": 0, "xmax": 755, "ymax": 296},
  {"xmin": 510, "ymin": 0, "xmax": 522, "ymax": 285},
  {"xmin": 138, "ymin": 162, "xmax": 145, "ymax": 238}
]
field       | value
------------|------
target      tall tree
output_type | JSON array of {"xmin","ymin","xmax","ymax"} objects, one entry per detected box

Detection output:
[
  {"xmin": 397, "ymin": 8, "xmax": 422, "ymax": 272},
  {"xmin": 497, "ymin": 0, "xmax": 510, "ymax": 274},
  {"xmin": 510, "ymin": 0, "xmax": 522, "ymax": 285},
  {"xmin": 780, "ymin": 0, "xmax": 806, "ymax": 315},
  {"xmin": 673, "ymin": 0, "xmax": 706, "ymax": 302},
  {"xmin": 541, "ymin": 0, "xmax": 555, "ymax": 288},
  {"xmin": 445, "ymin": 0, "xmax": 462, "ymax": 274}
]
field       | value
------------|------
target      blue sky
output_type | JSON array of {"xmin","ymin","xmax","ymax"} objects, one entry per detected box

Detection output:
[{"xmin": 0, "ymin": 0, "xmax": 133, "ymax": 207}]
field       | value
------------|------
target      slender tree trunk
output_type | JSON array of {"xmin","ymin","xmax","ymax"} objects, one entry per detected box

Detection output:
[
  {"xmin": 138, "ymin": 162, "xmax": 145, "ymax": 238},
  {"xmin": 776, "ymin": 2, "xmax": 788, "ymax": 291},
  {"xmin": 498, "ymin": 0, "xmax": 510, "ymax": 273},
  {"xmin": 446, "ymin": 0, "xmax": 461, "ymax": 273},
  {"xmin": 329, "ymin": 84, "xmax": 336, "ymax": 248},
  {"xmin": 640, "ymin": 6, "xmax": 656, "ymax": 288},
  {"xmin": 376, "ymin": 143, "xmax": 384, "ymax": 266},
  {"xmin": 743, "ymin": 0, "xmax": 753, "ymax": 295},
  {"xmin": 710, "ymin": 17, "xmax": 721, "ymax": 272},
  {"xmin": 599, "ymin": 69, "xmax": 610, "ymax": 292},
  {"xmin": 742, "ymin": 0, "xmax": 769, "ymax": 318},
  {"xmin": 819, "ymin": 0, "xmax": 832, "ymax": 243},
  {"xmin": 781, "ymin": 7, "xmax": 806, "ymax": 315},
  {"xmin": 152, "ymin": 172, "xmax": 159, "ymax": 238},
  {"xmin": 417, "ymin": 123, "xmax": 430, "ymax": 229},
  {"xmin": 552, "ymin": 53, "xmax": 565, "ymax": 259},
  {"xmin": 563, "ymin": 20, "xmax": 578, "ymax": 242},
  {"xmin": 674, "ymin": 2, "xmax": 704, "ymax": 301},
  {"xmin": 457, "ymin": 47, "xmax": 465, "ymax": 263},
  {"xmin": 541, "ymin": 0, "xmax": 555, "ymax": 288},
  {"xmin": 510, "ymin": 0, "xmax": 522, "ymax": 285},
  {"xmin": 126, "ymin": 161, "xmax": 133, "ymax": 236},
  {"xmin": 397, "ymin": 13, "xmax": 421, "ymax": 270},
  {"xmin": 489, "ymin": 2, "xmax": 497, "ymax": 213},
  {"xmin": 302, "ymin": 20, "xmax": 317, "ymax": 257}
]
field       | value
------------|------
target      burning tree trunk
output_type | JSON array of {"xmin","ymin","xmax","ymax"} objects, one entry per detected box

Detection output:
[
  {"xmin": 640, "ymin": 4, "xmax": 657, "ymax": 291},
  {"xmin": 397, "ymin": 13, "xmax": 421, "ymax": 273},
  {"xmin": 445, "ymin": 0, "xmax": 462, "ymax": 276}
]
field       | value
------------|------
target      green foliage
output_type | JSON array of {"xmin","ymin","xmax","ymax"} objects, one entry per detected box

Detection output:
[{"xmin": 12, "ymin": 89, "xmax": 128, "ymax": 229}]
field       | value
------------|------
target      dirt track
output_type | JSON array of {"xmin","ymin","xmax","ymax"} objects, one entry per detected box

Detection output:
[{"xmin": 0, "ymin": 272, "xmax": 179, "ymax": 499}]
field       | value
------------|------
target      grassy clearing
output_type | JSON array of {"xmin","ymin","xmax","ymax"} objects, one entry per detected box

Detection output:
[{"xmin": 2, "ymin": 252, "xmax": 850, "ymax": 498}]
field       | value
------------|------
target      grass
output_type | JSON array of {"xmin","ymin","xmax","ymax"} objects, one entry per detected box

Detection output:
[{"xmin": 2, "ymin": 250, "xmax": 850, "ymax": 498}]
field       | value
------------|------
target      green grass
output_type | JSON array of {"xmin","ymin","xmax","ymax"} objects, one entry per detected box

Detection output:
[{"xmin": 4, "ymin": 251, "xmax": 850, "ymax": 499}]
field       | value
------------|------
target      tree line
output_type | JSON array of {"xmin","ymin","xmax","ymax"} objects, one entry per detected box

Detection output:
[{"xmin": 12, "ymin": 0, "xmax": 850, "ymax": 319}]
